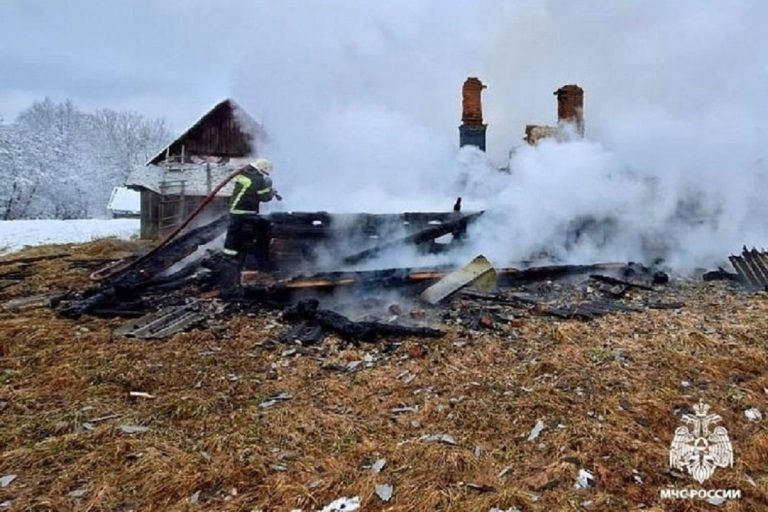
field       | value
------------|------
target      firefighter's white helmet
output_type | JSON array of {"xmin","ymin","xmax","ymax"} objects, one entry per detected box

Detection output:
[{"xmin": 250, "ymin": 158, "xmax": 273, "ymax": 174}]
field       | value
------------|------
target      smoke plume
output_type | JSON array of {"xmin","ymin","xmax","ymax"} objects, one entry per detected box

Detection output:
[{"xmin": 230, "ymin": 0, "xmax": 768, "ymax": 270}]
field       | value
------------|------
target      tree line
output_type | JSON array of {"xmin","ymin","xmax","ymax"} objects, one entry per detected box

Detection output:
[{"xmin": 0, "ymin": 98, "xmax": 170, "ymax": 220}]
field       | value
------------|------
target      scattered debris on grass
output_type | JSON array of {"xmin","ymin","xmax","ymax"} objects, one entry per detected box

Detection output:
[
  {"xmin": 420, "ymin": 433, "xmax": 458, "ymax": 445},
  {"xmin": 375, "ymin": 483, "xmax": 393, "ymax": 502},
  {"xmin": 527, "ymin": 419, "xmax": 545, "ymax": 441},
  {"xmin": 258, "ymin": 391, "xmax": 293, "ymax": 409},
  {"xmin": 370, "ymin": 458, "xmax": 386, "ymax": 473},
  {"xmin": 2, "ymin": 239, "xmax": 768, "ymax": 510},
  {"xmin": 118, "ymin": 425, "xmax": 150, "ymax": 434},
  {"xmin": 574, "ymin": 469, "xmax": 596, "ymax": 489}
]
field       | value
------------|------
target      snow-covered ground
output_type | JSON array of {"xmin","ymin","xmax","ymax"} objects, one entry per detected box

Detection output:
[{"xmin": 0, "ymin": 219, "xmax": 140, "ymax": 254}]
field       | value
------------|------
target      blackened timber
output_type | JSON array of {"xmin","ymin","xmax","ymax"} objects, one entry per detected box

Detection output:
[
  {"xmin": 277, "ymin": 321, "xmax": 326, "ymax": 345},
  {"xmin": 459, "ymin": 289, "xmax": 539, "ymax": 306},
  {"xmin": 543, "ymin": 301, "xmax": 643, "ymax": 320},
  {"xmin": 62, "ymin": 216, "xmax": 228, "ymax": 317},
  {"xmin": 283, "ymin": 299, "xmax": 443, "ymax": 342},
  {"xmin": 496, "ymin": 263, "xmax": 627, "ymax": 286},
  {"xmin": 702, "ymin": 268, "xmax": 739, "ymax": 282},
  {"xmin": 106, "ymin": 215, "xmax": 228, "ymax": 289},
  {"xmin": 260, "ymin": 266, "xmax": 454, "ymax": 292},
  {"xmin": 59, "ymin": 288, "xmax": 117, "ymax": 318},
  {"xmin": 729, "ymin": 247, "xmax": 768, "ymax": 289},
  {"xmin": 341, "ymin": 212, "xmax": 483, "ymax": 265},
  {"xmin": 252, "ymin": 262, "xmax": 630, "ymax": 294},
  {"xmin": 314, "ymin": 309, "xmax": 443, "ymax": 342},
  {"xmin": 589, "ymin": 274, "xmax": 654, "ymax": 290}
]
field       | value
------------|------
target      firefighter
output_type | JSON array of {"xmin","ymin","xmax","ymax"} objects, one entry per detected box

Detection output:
[{"xmin": 222, "ymin": 158, "xmax": 279, "ymax": 270}]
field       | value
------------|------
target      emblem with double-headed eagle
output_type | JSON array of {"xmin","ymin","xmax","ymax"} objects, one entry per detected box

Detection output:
[{"xmin": 669, "ymin": 401, "xmax": 733, "ymax": 483}]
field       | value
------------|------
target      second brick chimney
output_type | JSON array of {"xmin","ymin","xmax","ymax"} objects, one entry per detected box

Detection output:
[{"xmin": 554, "ymin": 84, "xmax": 584, "ymax": 136}]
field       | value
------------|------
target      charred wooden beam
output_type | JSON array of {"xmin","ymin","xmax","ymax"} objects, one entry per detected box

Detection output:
[
  {"xmin": 257, "ymin": 266, "xmax": 453, "ymax": 293},
  {"xmin": 341, "ymin": 212, "xmax": 483, "ymax": 265},
  {"xmin": 496, "ymin": 263, "xmax": 627, "ymax": 286},
  {"xmin": 277, "ymin": 321, "xmax": 325, "ymax": 345},
  {"xmin": 702, "ymin": 267, "xmax": 739, "ymax": 282},
  {"xmin": 729, "ymin": 247, "xmax": 768, "ymax": 289},
  {"xmin": 282, "ymin": 299, "xmax": 443, "ymax": 342},
  {"xmin": 543, "ymin": 300, "xmax": 642, "ymax": 320},
  {"xmin": 61, "ymin": 216, "xmax": 229, "ymax": 318},
  {"xmin": 589, "ymin": 274, "xmax": 654, "ymax": 291},
  {"xmin": 59, "ymin": 288, "xmax": 118, "ymax": 319},
  {"xmin": 459, "ymin": 289, "xmax": 539, "ymax": 306},
  {"xmin": 251, "ymin": 262, "xmax": 632, "ymax": 295},
  {"xmin": 105, "ymin": 215, "xmax": 228, "ymax": 289}
]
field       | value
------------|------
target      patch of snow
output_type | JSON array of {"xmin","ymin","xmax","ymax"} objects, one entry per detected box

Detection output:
[{"xmin": 0, "ymin": 219, "xmax": 139, "ymax": 254}]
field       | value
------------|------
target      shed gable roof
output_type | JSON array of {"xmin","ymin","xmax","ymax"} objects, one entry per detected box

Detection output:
[{"xmin": 147, "ymin": 99, "xmax": 264, "ymax": 165}]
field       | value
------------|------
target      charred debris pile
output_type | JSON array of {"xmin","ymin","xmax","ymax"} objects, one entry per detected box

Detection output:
[{"xmin": 24, "ymin": 211, "xmax": 765, "ymax": 343}]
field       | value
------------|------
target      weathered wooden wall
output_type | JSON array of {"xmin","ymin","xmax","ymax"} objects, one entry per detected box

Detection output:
[{"xmin": 139, "ymin": 190, "xmax": 228, "ymax": 240}]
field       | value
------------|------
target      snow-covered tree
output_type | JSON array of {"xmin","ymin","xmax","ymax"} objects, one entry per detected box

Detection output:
[{"xmin": 0, "ymin": 98, "xmax": 170, "ymax": 219}]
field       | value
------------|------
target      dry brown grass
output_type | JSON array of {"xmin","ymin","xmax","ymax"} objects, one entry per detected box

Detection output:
[{"xmin": 1, "ymin": 240, "xmax": 767, "ymax": 511}]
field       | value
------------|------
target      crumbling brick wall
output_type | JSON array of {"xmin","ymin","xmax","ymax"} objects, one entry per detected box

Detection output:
[{"xmin": 524, "ymin": 125, "xmax": 559, "ymax": 145}]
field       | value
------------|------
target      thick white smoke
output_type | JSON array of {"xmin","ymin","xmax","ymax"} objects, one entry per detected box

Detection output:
[{"xmin": 230, "ymin": 0, "xmax": 768, "ymax": 270}]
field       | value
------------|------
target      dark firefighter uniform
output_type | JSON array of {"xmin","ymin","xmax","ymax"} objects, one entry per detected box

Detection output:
[{"xmin": 222, "ymin": 163, "xmax": 275, "ymax": 269}]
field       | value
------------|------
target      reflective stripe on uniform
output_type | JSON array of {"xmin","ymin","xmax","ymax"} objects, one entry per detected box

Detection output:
[
  {"xmin": 257, "ymin": 187, "xmax": 272, "ymax": 195},
  {"xmin": 229, "ymin": 175, "xmax": 253, "ymax": 213},
  {"xmin": 229, "ymin": 208, "xmax": 259, "ymax": 215},
  {"xmin": 222, "ymin": 248, "xmax": 239, "ymax": 256}
]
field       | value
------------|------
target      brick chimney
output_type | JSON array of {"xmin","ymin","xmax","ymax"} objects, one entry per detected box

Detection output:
[
  {"xmin": 554, "ymin": 84, "xmax": 584, "ymax": 137},
  {"xmin": 459, "ymin": 77, "xmax": 487, "ymax": 151}
]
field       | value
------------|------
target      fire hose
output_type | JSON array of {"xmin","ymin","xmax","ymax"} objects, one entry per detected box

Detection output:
[{"xmin": 91, "ymin": 168, "xmax": 280, "ymax": 281}]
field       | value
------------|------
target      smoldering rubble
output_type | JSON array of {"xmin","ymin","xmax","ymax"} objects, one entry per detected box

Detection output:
[{"xmin": 23, "ymin": 204, "xmax": 764, "ymax": 344}]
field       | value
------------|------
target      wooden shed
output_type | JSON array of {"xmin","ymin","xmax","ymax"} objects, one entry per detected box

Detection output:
[{"xmin": 126, "ymin": 99, "xmax": 266, "ymax": 239}]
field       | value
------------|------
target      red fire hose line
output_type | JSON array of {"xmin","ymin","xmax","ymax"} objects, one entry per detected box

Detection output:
[
  {"xmin": 92, "ymin": 167, "xmax": 244, "ymax": 281},
  {"xmin": 144, "ymin": 167, "xmax": 243, "ymax": 259}
]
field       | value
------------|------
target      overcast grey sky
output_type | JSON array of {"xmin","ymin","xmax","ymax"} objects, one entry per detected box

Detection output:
[
  {"xmin": 2, "ymin": 0, "xmax": 766, "ymax": 152},
  {"xmin": 1, "ymin": 0, "xmax": 255, "ymax": 128},
  {"xmin": 0, "ymin": 0, "xmax": 506, "ymax": 132}
]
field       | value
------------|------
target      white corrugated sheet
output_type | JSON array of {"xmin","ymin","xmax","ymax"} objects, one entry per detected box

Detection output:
[{"xmin": 107, "ymin": 186, "xmax": 140, "ymax": 214}]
